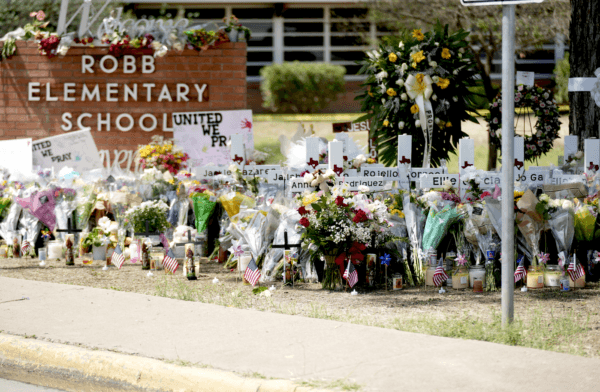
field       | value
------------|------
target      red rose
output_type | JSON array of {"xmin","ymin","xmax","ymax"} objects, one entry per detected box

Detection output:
[
  {"xmin": 335, "ymin": 196, "xmax": 347, "ymax": 207},
  {"xmin": 298, "ymin": 206, "xmax": 308, "ymax": 215},
  {"xmin": 299, "ymin": 217, "xmax": 310, "ymax": 227},
  {"xmin": 353, "ymin": 210, "xmax": 368, "ymax": 223},
  {"xmin": 480, "ymin": 191, "xmax": 492, "ymax": 199}
]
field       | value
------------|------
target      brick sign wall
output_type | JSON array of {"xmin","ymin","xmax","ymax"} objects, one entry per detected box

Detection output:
[{"xmin": 0, "ymin": 40, "xmax": 247, "ymax": 170}]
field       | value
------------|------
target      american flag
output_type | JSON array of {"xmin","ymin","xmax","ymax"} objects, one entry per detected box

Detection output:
[
  {"xmin": 111, "ymin": 244, "xmax": 126, "ymax": 269},
  {"xmin": 21, "ymin": 240, "xmax": 31, "ymax": 256},
  {"xmin": 514, "ymin": 255, "xmax": 526, "ymax": 283},
  {"xmin": 163, "ymin": 249, "xmax": 179, "ymax": 274},
  {"xmin": 433, "ymin": 258, "xmax": 448, "ymax": 287},
  {"xmin": 244, "ymin": 256, "xmax": 261, "ymax": 286},
  {"xmin": 568, "ymin": 257, "xmax": 585, "ymax": 282},
  {"xmin": 343, "ymin": 260, "xmax": 358, "ymax": 288}
]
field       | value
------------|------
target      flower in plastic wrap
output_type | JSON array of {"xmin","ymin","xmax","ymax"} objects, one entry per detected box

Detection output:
[
  {"xmin": 574, "ymin": 202, "xmax": 597, "ymax": 242},
  {"xmin": 219, "ymin": 192, "xmax": 255, "ymax": 219},
  {"xmin": 192, "ymin": 194, "xmax": 216, "ymax": 232},
  {"xmin": 422, "ymin": 205, "xmax": 460, "ymax": 252}
]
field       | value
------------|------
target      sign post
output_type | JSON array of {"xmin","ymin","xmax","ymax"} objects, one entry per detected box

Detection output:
[{"xmin": 461, "ymin": 0, "xmax": 544, "ymax": 326}]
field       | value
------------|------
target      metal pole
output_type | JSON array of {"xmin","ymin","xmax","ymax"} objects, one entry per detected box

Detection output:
[{"xmin": 501, "ymin": 4, "xmax": 516, "ymax": 326}]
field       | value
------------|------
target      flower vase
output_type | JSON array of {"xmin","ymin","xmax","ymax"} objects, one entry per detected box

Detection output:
[
  {"xmin": 228, "ymin": 30, "xmax": 239, "ymax": 42},
  {"xmin": 322, "ymin": 255, "xmax": 342, "ymax": 290},
  {"xmin": 92, "ymin": 245, "xmax": 107, "ymax": 262}
]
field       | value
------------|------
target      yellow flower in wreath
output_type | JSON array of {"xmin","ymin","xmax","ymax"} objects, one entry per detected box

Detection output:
[
  {"xmin": 446, "ymin": 121, "xmax": 453, "ymax": 128},
  {"xmin": 388, "ymin": 53, "xmax": 398, "ymax": 62},
  {"xmin": 386, "ymin": 88, "xmax": 397, "ymax": 97},
  {"xmin": 383, "ymin": 119, "xmax": 390, "ymax": 127},
  {"xmin": 410, "ymin": 104, "xmax": 419, "ymax": 114},
  {"xmin": 441, "ymin": 48, "xmax": 451, "ymax": 59},
  {"xmin": 437, "ymin": 77, "xmax": 450, "ymax": 89},
  {"xmin": 412, "ymin": 29, "xmax": 425, "ymax": 41},
  {"xmin": 411, "ymin": 50, "xmax": 426, "ymax": 68}
]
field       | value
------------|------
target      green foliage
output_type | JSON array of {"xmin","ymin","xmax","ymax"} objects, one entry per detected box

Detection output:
[
  {"xmin": 82, "ymin": 227, "xmax": 109, "ymax": 249},
  {"xmin": 554, "ymin": 53, "xmax": 570, "ymax": 104},
  {"xmin": 260, "ymin": 62, "xmax": 346, "ymax": 113},
  {"xmin": 252, "ymin": 286, "xmax": 268, "ymax": 295},
  {"xmin": 356, "ymin": 22, "xmax": 480, "ymax": 167}
]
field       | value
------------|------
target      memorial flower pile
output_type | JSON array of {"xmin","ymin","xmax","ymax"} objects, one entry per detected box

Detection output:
[{"xmin": 137, "ymin": 136, "xmax": 190, "ymax": 175}]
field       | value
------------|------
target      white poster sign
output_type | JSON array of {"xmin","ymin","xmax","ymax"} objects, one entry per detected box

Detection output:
[
  {"xmin": 0, "ymin": 138, "xmax": 33, "ymax": 175},
  {"xmin": 32, "ymin": 130, "xmax": 101, "ymax": 172},
  {"xmin": 172, "ymin": 110, "xmax": 254, "ymax": 168}
]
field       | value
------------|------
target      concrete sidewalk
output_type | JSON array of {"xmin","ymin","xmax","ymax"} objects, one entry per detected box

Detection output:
[{"xmin": 0, "ymin": 276, "xmax": 598, "ymax": 392}]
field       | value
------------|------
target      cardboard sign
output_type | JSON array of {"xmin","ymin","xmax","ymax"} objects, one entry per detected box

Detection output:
[
  {"xmin": 549, "ymin": 174, "xmax": 585, "ymax": 185},
  {"xmin": 362, "ymin": 165, "xmax": 400, "ymax": 182},
  {"xmin": 332, "ymin": 120, "xmax": 370, "ymax": 133},
  {"xmin": 194, "ymin": 165, "xmax": 232, "ymax": 178},
  {"xmin": 516, "ymin": 170, "xmax": 550, "ymax": 186},
  {"xmin": 420, "ymin": 174, "xmax": 459, "ymax": 189},
  {"xmin": 516, "ymin": 71, "xmax": 535, "ymax": 87},
  {"xmin": 335, "ymin": 177, "xmax": 385, "ymax": 191},
  {"xmin": 0, "ymin": 138, "xmax": 33, "ymax": 175},
  {"xmin": 409, "ymin": 168, "xmax": 444, "ymax": 182},
  {"xmin": 242, "ymin": 165, "xmax": 281, "ymax": 178},
  {"xmin": 32, "ymin": 130, "xmax": 101, "ymax": 171},
  {"xmin": 172, "ymin": 110, "xmax": 253, "ymax": 168},
  {"xmin": 289, "ymin": 177, "xmax": 315, "ymax": 194},
  {"xmin": 268, "ymin": 169, "xmax": 303, "ymax": 184}
]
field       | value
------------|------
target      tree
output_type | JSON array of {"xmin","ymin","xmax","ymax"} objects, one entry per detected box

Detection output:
[
  {"xmin": 569, "ymin": 1, "xmax": 600, "ymax": 145},
  {"xmin": 366, "ymin": 0, "xmax": 570, "ymax": 169}
]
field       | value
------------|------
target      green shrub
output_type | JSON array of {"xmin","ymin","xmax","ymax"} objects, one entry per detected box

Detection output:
[
  {"xmin": 260, "ymin": 62, "xmax": 346, "ymax": 113},
  {"xmin": 554, "ymin": 53, "xmax": 569, "ymax": 104}
]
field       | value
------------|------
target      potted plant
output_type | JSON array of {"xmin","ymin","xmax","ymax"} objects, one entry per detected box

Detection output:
[
  {"xmin": 123, "ymin": 200, "xmax": 171, "ymax": 244},
  {"xmin": 222, "ymin": 15, "xmax": 251, "ymax": 42},
  {"xmin": 81, "ymin": 227, "xmax": 111, "ymax": 261}
]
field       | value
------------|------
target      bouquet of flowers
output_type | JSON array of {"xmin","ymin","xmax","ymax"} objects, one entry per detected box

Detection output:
[
  {"xmin": 124, "ymin": 200, "xmax": 170, "ymax": 235},
  {"xmin": 298, "ymin": 185, "xmax": 392, "ymax": 289},
  {"xmin": 137, "ymin": 136, "xmax": 189, "ymax": 175}
]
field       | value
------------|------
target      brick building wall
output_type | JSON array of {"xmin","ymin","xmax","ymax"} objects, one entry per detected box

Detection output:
[{"xmin": 0, "ymin": 40, "xmax": 247, "ymax": 169}]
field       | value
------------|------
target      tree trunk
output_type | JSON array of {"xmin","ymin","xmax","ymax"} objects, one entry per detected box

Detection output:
[{"xmin": 569, "ymin": 0, "xmax": 600, "ymax": 148}]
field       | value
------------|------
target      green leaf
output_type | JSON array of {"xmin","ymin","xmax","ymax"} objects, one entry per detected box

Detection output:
[{"xmin": 252, "ymin": 286, "xmax": 268, "ymax": 295}]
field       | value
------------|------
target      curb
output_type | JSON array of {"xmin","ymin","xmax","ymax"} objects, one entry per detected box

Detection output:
[{"xmin": 0, "ymin": 333, "xmax": 321, "ymax": 392}]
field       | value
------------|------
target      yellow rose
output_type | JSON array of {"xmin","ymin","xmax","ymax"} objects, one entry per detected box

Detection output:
[
  {"xmin": 383, "ymin": 120, "xmax": 389, "ymax": 127},
  {"xmin": 412, "ymin": 29, "xmax": 425, "ymax": 41},
  {"xmin": 411, "ymin": 50, "xmax": 426, "ymax": 65},
  {"xmin": 397, "ymin": 211, "xmax": 405, "ymax": 218},
  {"xmin": 410, "ymin": 104, "xmax": 419, "ymax": 114},
  {"xmin": 388, "ymin": 53, "xmax": 398, "ymax": 62},
  {"xmin": 386, "ymin": 88, "xmax": 397, "ymax": 97},
  {"xmin": 441, "ymin": 48, "xmax": 451, "ymax": 59},
  {"xmin": 368, "ymin": 91, "xmax": 374, "ymax": 97},
  {"xmin": 437, "ymin": 78, "xmax": 450, "ymax": 89},
  {"xmin": 446, "ymin": 121, "xmax": 452, "ymax": 128}
]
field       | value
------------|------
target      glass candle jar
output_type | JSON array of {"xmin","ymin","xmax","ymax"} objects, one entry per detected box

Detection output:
[
  {"xmin": 425, "ymin": 266, "xmax": 436, "ymax": 286},
  {"xmin": 544, "ymin": 265, "xmax": 562, "ymax": 288},
  {"xmin": 47, "ymin": 240, "xmax": 63, "ymax": 260},
  {"xmin": 149, "ymin": 247, "xmax": 165, "ymax": 272},
  {"xmin": 141, "ymin": 241, "xmax": 150, "ymax": 270},
  {"xmin": 469, "ymin": 265, "xmax": 486, "ymax": 288},
  {"xmin": 452, "ymin": 266, "xmax": 469, "ymax": 289},
  {"xmin": 392, "ymin": 274, "xmax": 403, "ymax": 290},
  {"xmin": 526, "ymin": 265, "xmax": 544, "ymax": 289},
  {"xmin": 239, "ymin": 251, "xmax": 252, "ymax": 284},
  {"xmin": 129, "ymin": 242, "xmax": 140, "ymax": 263},
  {"xmin": 0, "ymin": 245, "xmax": 7, "ymax": 258}
]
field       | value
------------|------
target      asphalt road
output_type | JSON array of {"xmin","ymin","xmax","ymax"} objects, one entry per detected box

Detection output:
[{"xmin": 0, "ymin": 379, "xmax": 65, "ymax": 391}]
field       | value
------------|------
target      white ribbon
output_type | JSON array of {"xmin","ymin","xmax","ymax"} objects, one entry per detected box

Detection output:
[
  {"xmin": 405, "ymin": 74, "xmax": 435, "ymax": 168},
  {"xmin": 568, "ymin": 68, "xmax": 600, "ymax": 107}
]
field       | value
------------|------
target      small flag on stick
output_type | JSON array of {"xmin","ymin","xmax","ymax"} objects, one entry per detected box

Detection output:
[
  {"xmin": 163, "ymin": 249, "xmax": 179, "ymax": 274},
  {"xmin": 567, "ymin": 256, "xmax": 585, "ymax": 282},
  {"xmin": 433, "ymin": 257, "xmax": 448, "ymax": 287},
  {"xmin": 111, "ymin": 244, "xmax": 126, "ymax": 269},
  {"xmin": 244, "ymin": 256, "xmax": 261, "ymax": 286},
  {"xmin": 514, "ymin": 255, "xmax": 526, "ymax": 283},
  {"xmin": 343, "ymin": 260, "xmax": 358, "ymax": 288}
]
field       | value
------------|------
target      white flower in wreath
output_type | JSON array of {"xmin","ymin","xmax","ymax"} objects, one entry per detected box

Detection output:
[
  {"xmin": 493, "ymin": 118, "xmax": 498, "ymax": 124},
  {"xmin": 543, "ymin": 92, "xmax": 549, "ymax": 99},
  {"xmin": 415, "ymin": 120, "xmax": 421, "ymax": 128},
  {"xmin": 401, "ymin": 93, "xmax": 408, "ymax": 101},
  {"xmin": 431, "ymin": 94, "xmax": 437, "ymax": 101},
  {"xmin": 540, "ymin": 102, "xmax": 546, "ymax": 108},
  {"xmin": 432, "ymin": 76, "xmax": 440, "ymax": 83},
  {"xmin": 537, "ymin": 140, "xmax": 544, "ymax": 146},
  {"xmin": 398, "ymin": 121, "xmax": 405, "ymax": 129},
  {"xmin": 399, "ymin": 41, "xmax": 404, "ymax": 49},
  {"xmin": 304, "ymin": 172, "xmax": 314, "ymax": 183},
  {"xmin": 401, "ymin": 63, "xmax": 408, "ymax": 73},
  {"xmin": 429, "ymin": 61, "xmax": 438, "ymax": 68},
  {"xmin": 358, "ymin": 185, "xmax": 370, "ymax": 193},
  {"xmin": 376, "ymin": 70, "xmax": 388, "ymax": 83},
  {"xmin": 435, "ymin": 118, "xmax": 440, "ymax": 124},
  {"xmin": 396, "ymin": 79, "xmax": 405, "ymax": 87},
  {"xmin": 453, "ymin": 96, "xmax": 458, "ymax": 102}
]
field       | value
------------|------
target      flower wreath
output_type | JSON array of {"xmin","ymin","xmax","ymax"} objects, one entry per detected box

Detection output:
[
  {"xmin": 487, "ymin": 85, "xmax": 561, "ymax": 162},
  {"xmin": 357, "ymin": 23, "xmax": 480, "ymax": 168}
]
